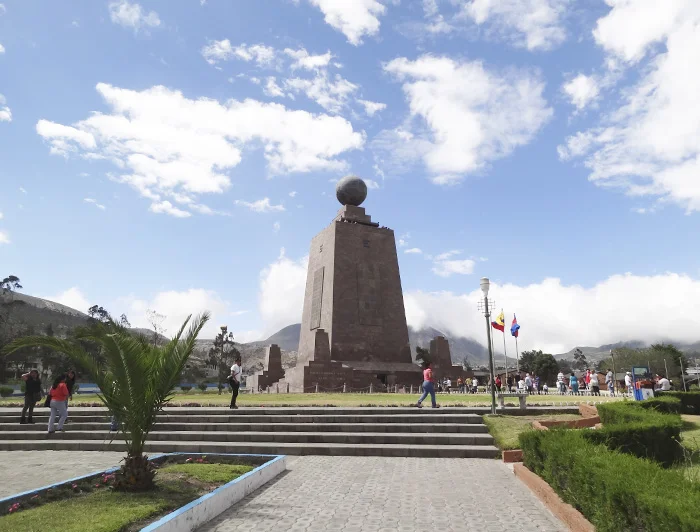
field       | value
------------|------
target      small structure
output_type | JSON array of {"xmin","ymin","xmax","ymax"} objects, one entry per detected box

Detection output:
[{"xmin": 247, "ymin": 344, "xmax": 285, "ymax": 391}]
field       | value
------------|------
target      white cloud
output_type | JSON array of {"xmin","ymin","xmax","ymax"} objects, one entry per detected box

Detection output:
[
  {"xmin": 121, "ymin": 288, "xmax": 232, "ymax": 339},
  {"xmin": 201, "ymin": 40, "xmax": 276, "ymax": 66},
  {"xmin": 0, "ymin": 230, "xmax": 9, "ymax": 244},
  {"xmin": 284, "ymin": 48, "xmax": 333, "ymax": 70},
  {"xmin": 289, "ymin": 191, "xmax": 297, "ymax": 197},
  {"xmin": 459, "ymin": 0, "xmax": 570, "ymax": 50},
  {"xmin": 44, "ymin": 287, "xmax": 91, "ymax": 313},
  {"xmin": 358, "ymin": 99, "xmax": 386, "ymax": 116},
  {"xmin": 35, "ymin": 83, "xmax": 364, "ymax": 210},
  {"xmin": 235, "ymin": 197, "xmax": 285, "ymax": 213},
  {"xmin": 264, "ymin": 77, "xmax": 285, "ymax": 98},
  {"xmin": 306, "ymin": 0, "xmax": 388, "ymax": 45},
  {"xmin": 380, "ymin": 55, "xmax": 552, "ymax": 185},
  {"xmin": 560, "ymin": 2, "xmax": 700, "ymax": 212},
  {"xmin": 404, "ymin": 273, "xmax": 700, "ymax": 355},
  {"xmin": 0, "ymin": 211, "xmax": 3, "ymax": 219},
  {"xmin": 562, "ymin": 73, "xmax": 599, "ymax": 110},
  {"xmin": 0, "ymin": 93, "xmax": 11, "ymax": 122},
  {"xmin": 434, "ymin": 250, "xmax": 461, "ymax": 261},
  {"xmin": 432, "ymin": 259, "xmax": 475, "ymax": 277},
  {"xmin": 18, "ymin": 187, "xmax": 26, "ymax": 194},
  {"xmin": 0, "ymin": 4, "xmax": 5, "ymax": 15},
  {"xmin": 364, "ymin": 179, "xmax": 380, "ymax": 189},
  {"xmin": 0, "ymin": 44, "xmax": 5, "ymax": 54},
  {"xmin": 273, "ymin": 221, "xmax": 281, "ymax": 232},
  {"xmin": 284, "ymin": 72, "xmax": 358, "ymax": 113},
  {"xmin": 83, "ymin": 198, "xmax": 106, "ymax": 210},
  {"xmin": 258, "ymin": 249, "xmax": 308, "ymax": 335},
  {"xmin": 404, "ymin": 248, "xmax": 422, "ymax": 254},
  {"xmin": 108, "ymin": 0, "xmax": 160, "ymax": 31},
  {"xmin": 149, "ymin": 200, "xmax": 191, "ymax": 218}
]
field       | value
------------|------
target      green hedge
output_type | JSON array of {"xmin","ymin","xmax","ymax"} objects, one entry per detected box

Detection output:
[
  {"xmin": 593, "ymin": 402, "xmax": 683, "ymax": 466},
  {"xmin": 638, "ymin": 396, "xmax": 683, "ymax": 415},
  {"xmin": 656, "ymin": 391, "xmax": 700, "ymax": 415},
  {"xmin": 0, "ymin": 386, "xmax": 13, "ymax": 398},
  {"xmin": 520, "ymin": 429, "xmax": 700, "ymax": 532}
]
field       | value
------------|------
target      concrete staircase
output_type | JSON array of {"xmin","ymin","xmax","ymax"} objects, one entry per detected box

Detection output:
[{"xmin": 0, "ymin": 407, "xmax": 500, "ymax": 458}]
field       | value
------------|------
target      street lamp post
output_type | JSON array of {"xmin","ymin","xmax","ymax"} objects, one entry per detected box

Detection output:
[{"xmin": 478, "ymin": 277, "xmax": 497, "ymax": 415}]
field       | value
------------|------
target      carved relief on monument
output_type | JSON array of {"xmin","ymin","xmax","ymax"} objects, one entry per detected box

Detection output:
[
  {"xmin": 357, "ymin": 262, "xmax": 382, "ymax": 325},
  {"xmin": 310, "ymin": 266, "xmax": 324, "ymax": 330}
]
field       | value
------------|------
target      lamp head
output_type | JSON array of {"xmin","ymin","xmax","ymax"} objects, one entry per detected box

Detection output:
[
  {"xmin": 480, "ymin": 277, "xmax": 490, "ymax": 297},
  {"xmin": 220, "ymin": 325, "xmax": 227, "ymax": 333}
]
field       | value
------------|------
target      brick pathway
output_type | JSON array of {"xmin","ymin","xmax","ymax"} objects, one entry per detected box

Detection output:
[
  {"xmin": 0, "ymin": 451, "xmax": 125, "ymax": 497},
  {"xmin": 200, "ymin": 456, "xmax": 565, "ymax": 532}
]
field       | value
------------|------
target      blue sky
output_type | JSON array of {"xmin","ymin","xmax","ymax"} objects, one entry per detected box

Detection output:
[{"xmin": 2, "ymin": 0, "xmax": 700, "ymax": 353}]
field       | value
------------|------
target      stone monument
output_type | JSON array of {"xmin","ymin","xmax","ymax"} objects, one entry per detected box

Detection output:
[
  {"xmin": 247, "ymin": 344, "xmax": 285, "ymax": 391},
  {"xmin": 282, "ymin": 175, "xmax": 420, "ymax": 392}
]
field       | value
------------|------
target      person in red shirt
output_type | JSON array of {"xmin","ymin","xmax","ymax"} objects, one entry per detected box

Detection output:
[
  {"xmin": 415, "ymin": 361, "xmax": 439, "ymax": 408},
  {"xmin": 48, "ymin": 374, "xmax": 70, "ymax": 434}
]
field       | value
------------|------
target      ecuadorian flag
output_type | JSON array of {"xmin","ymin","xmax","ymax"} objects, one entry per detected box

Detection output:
[{"xmin": 491, "ymin": 311, "xmax": 505, "ymax": 332}]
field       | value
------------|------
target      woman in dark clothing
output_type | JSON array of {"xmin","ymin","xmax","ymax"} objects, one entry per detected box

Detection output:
[
  {"xmin": 65, "ymin": 370, "xmax": 77, "ymax": 398},
  {"xmin": 20, "ymin": 370, "xmax": 41, "ymax": 424}
]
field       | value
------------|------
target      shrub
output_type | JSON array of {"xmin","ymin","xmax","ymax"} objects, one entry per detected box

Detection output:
[
  {"xmin": 197, "ymin": 382, "xmax": 208, "ymax": 392},
  {"xmin": 179, "ymin": 385, "xmax": 192, "ymax": 392},
  {"xmin": 519, "ymin": 429, "xmax": 700, "ymax": 532},
  {"xmin": 638, "ymin": 396, "xmax": 682, "ymax": 415},
  {"xmin": 656, "ymin": 391, "xmax": 700, "ymax": 415},
  {"xmin": 594, "ymin": 401, "xmax": 683, "ymax": 466},
  {"xmin": 0, "ymin": 386, "xmax": 13, "ymax": 397}
]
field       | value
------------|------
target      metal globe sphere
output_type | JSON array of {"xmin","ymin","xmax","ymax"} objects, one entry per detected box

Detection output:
[{"xmin": 335, "ymin": 175, "xmax": 368, "ymax": 206}]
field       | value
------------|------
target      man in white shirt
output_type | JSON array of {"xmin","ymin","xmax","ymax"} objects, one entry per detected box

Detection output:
[
  {"xmin": 625, "ymin": 372, "xmax": 633, "ymax": 396},
  {"xmin": 229, "ymin": 355, "xmax": 242, "ymax": 409},
  {"xmin": 605, "ymin": 370, "xmax": 614, "ymax": 396},
  {"xmin": 524, "ymin": 373, "xmax": 533, "ymax": 394},
  {"xmin": 557, "ymin": 372, "xmax": 565, "ymax": 394},
  {"xmin": 471, "ymin": 377, "xmax": 478, "ymax": 394},
  {"xmin": 656, "ymin": 375, "xmax": 671, "ymax": 391},
  {"xmin": 445, "ymin": 378, "xmax": 452, "ymax": 394}
]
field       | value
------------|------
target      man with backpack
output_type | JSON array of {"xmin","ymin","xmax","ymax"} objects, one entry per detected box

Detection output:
[{"xmin": 229, "ymin": 355, "xmax": 242, "ymax": 409}]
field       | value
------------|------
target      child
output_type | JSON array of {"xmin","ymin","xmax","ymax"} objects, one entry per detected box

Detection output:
[{"xmin": 542, "ymin": 383, "xmax": 548, "ymax": 395}]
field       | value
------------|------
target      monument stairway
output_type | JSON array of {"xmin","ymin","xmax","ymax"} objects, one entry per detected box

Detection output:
[{"xmin": 0, "ymin": 407, "xmax": 500, "ymax": 458}]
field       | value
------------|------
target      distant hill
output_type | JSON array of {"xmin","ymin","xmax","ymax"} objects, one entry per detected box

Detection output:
[{"xmin": 4, "ymin": 292, "xmax": 700, "ymax": 374}]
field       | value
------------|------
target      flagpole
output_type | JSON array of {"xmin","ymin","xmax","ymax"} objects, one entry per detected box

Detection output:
[
  {"xmin": 515, "ymin": 336, "xmax": 520, "ymax": 374},
  {"xmin": 501, "ymin": 308, "xmax": 508, "ymax": 386}
]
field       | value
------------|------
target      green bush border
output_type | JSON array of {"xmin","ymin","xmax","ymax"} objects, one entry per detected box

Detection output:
[
  {"xmin": 520, "ymin": 429, "xmax": 700, "ymax": 532},
  {"xmin": 656, "ymin": 391, "xmax": 700, "ymax": 415}
]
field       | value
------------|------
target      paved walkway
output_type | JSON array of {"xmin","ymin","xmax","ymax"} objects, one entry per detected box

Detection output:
[
  {"xmin": 201, "ymin": 456, "xmax": 565, "ymax": 532},
  {"xmin": 0, "ymin": 451, "xmax": 125, "ymax": 497}
]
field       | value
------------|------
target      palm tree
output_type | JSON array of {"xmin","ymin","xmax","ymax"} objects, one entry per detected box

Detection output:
[{"xmin": 2, "ymin": 312, "xmax": 209, "ymax": 491}]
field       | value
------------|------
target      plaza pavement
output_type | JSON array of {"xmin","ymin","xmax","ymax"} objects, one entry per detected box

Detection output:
[
  {"xmin": 201, "ymin": 456, "xmax": 565, "ymax": 532},
  {"xmin": 0, "ymin": 452, "xmax": 565, "ymax": 531}
]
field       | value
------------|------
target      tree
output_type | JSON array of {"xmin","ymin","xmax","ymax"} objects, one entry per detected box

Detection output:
[
  {"xmin": 572, "ymin": 348, "xmax": 589, "ymax": 370},
  {"xmin": 208, "ymin": 326, "xmax": 239, "ymax": 394},
  {"xmin": 518, "ymin": 350, "xmax": 541, "ymax": 373},
  {"xmin": 532, "ymin": 352, "xmax": 560, "ymax": 385},
  {"xmin": 415, "ymin": 346, "xmax": 431, "ymax": 366},
  {"xmin": 557, "ymin": 358, "xmax": 573, "ymax": 374},
  {"xmin": 3, "ymin": 312, "xmax": 210, "ymax": 491},
  {"xmin": 146, "ymin": 309, "xmax": 166, "ymax": 346},
  {"xmin": 461, "ymin": 355, "xmax": 472, "ymax": 371},
  {"xmin": 0, "ymin": 275, "xmax": 23, "ymax": 382},
  {"xmin": 600, "ymin": 344, "xmax": 688, "ymax": 382}
]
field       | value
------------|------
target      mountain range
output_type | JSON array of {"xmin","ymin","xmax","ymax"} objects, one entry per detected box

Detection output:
[{"xmin": 3, "ymin": 293, "xmax": 700, "ymax": 371}]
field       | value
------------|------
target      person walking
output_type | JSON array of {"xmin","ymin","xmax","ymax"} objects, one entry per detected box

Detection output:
[
  {"xmin": 557, "ymin": 371, "xmax": 566, "ymax": 394},
  {"xmin": 416, "ymin": 361, "xmax": 439, "ymax": 408},
  {"xmin": 64, "ymin": 369, "xmax": 77, "ymax": 421},
  {"xmin": 229, "ymin": 355, "xmax": 242, "ymax": 409},
  {"xmin": 569, "ymin": 373, "xmax": 579, "ymax": 396},
  {"xmin": 471, "ymin": 376, "xmax": 478, "ymax": 394},
  {"xmin": 47, "ymin": 375, "xmax": 69, "ymax": 434},
  {"xmin": 534, "ymin": 375, "xmax": 541, "ymax": 395},
  {"xmin": 625, "ymin": 372, "xmax": 633, "ymax": 396},
  {"xmin": 589, "ymin": 372, "xmax": 600, "ymax": 396},
  {"xmin": 524, "ymin": 373, "xmax": 534, "ymax": 394},
  {"xmin": 605, "ymin": 370, "xmax": 614, "ymax": 396},
  {"xmin": 20, "ymin": 370, "xmax": 41, "ymax": 424}
]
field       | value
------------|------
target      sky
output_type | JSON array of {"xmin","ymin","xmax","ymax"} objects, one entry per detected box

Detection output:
[{"xmin": 2, "ymin": 0, "xmax": 700, "ymax": 354}]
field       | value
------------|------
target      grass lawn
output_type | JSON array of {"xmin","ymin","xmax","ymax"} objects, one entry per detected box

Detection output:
[
  {"xmin": 0, "ymin": 392, "xmax": 623, "ymax": 408},
  {"xmin": 681, "ymin": 415, "xmax": 700, "ymax": 451},
  {"xmin": 483, "ymin": 414, "xmax": 581, "ymax": 450},
  {"xmin": 0, "ymin": 462, "xmax": 254, "ymax": 532}
]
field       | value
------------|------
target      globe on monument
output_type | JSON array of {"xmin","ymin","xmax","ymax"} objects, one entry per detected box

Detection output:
[{"xmin": 335, "ymin": 175, "xmax": 368, "ymax": 207}]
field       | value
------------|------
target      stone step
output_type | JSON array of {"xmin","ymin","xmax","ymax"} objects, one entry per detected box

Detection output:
[
  {"xmin": 0, "ymin": 430, "xmax": 495, "ymax": 446},
  {"xmin": 0, "ymin": 439, "xmax": 500, "ymax": 458},
  {"xmin": 0, "ymin": 414, "xmax": 485, "ymax": 424},
  {"xmin": 0, "ymin": 422, "xmax": 491, "ymax": 434}
]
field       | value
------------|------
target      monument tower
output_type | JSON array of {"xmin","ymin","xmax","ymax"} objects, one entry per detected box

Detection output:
[{"xmin": 282, "ymin": 175, "xmax": 419, "ymax": 392}]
